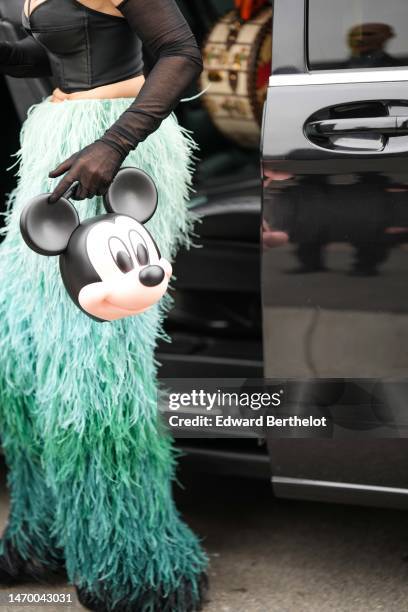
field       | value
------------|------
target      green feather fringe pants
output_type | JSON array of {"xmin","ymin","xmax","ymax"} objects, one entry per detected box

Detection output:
[{"xmin": 0, "ymin": 98, "xmax": 208, "ymax": 610}]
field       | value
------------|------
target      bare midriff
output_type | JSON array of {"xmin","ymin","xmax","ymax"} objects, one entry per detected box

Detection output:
[{"xmin": 50, "ymin": 74, "xmax": 146, "ymax": 102}]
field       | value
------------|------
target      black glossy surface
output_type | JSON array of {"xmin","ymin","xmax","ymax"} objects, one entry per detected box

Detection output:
[
  {"xmin": 262, "ymin": 82, "xmax": 408, "ymax": 381},
  {"xmin": 262, "ymin": 0, "xmax": 408, "ymax": 500},
  {"xmin": 104, "ymin": 167, "xmax": 158, "ymax": 223},
  {"xmin": 20, "ymin": 194, "xmax": 79, "ymax": 255},
  {"xmin": 139, "ymin": 264, "xmax": 164, "ymax": 287}
]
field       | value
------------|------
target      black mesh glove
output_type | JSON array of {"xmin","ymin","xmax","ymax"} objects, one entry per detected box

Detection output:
[
  {"xmin": 49, "ymin": 0, "xmax": 202, "ymax": 201},
  {"xmin": 48, "ymin": 141, "xmax": 125, "ymax": 202},
  {"xmin": 0, "ymin": 36, "xmax": 52, "ymax": 78},
  {"xmin": 98, "ymin": 0, "xmax": 203, "ymax": 157}
]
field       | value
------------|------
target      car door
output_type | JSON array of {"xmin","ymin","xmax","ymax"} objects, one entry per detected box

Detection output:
[{"xmin": 262, "ymin": 0, "xmax": 408, "ymax": 508}]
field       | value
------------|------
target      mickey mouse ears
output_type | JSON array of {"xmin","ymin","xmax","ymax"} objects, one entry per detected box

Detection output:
[
  {"xmin": 20, "ymin": 168, "xmax": 158, "ymax": 256},
  {"xmin": 20, "ymin": 194, "xmax": 79, "ymax": 256},
  {"xmin": 105, "ymin": 167, "xmax": 158, "ymax": 223}
]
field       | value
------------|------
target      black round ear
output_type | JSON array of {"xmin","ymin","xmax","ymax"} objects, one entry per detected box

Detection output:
[
  {"xmin": 104, "ymin": 167, "xmax": 158, "ymax": 223},
  {"xmin": 20, "ymin": 194, "xmax": 80, "ymax": 256}
]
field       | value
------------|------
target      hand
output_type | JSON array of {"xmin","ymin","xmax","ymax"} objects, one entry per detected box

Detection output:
[{"xmin": 48, "ymin": 141, "xmax": 125, "ymax": 203}]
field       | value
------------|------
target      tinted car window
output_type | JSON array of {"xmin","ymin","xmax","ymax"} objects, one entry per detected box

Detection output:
[{"xmin": 308, "ymin": 0, "xmax": 408, "ymax": 70}]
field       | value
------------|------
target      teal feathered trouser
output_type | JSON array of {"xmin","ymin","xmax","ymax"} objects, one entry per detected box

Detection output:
[{"xmin": 0, "ymin": 98, "xmax": 207, "ymax": 608}]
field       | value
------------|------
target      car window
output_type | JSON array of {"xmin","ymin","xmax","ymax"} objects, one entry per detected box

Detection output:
[{"xmin": 308, "ymin": 0, "xmax": 408, "ymax": 70}]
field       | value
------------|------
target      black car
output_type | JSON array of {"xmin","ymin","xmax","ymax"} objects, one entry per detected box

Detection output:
[{"xmin": 1, "ymin": 0, "xmax": 408, "ymax": 509}]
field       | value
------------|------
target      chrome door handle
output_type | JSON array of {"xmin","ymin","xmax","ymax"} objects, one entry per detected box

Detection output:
[{"xmin": 306, "ymin": 116, "xmax": 408, "ymax": 137}]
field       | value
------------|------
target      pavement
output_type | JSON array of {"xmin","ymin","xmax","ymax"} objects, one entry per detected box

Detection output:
[{"xmin": 0, "ymin": 464, "xmax": 408, "ymax": 611}]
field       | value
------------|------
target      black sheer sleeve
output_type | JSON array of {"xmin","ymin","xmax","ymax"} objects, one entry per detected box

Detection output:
[
  {"xmin": 48, "ymin": 0, "xmax": 203, "ymax": 203},
  {"xmin": 0, "ymin": 36, "xmax": 52, "ymax": 78},
  {"xmin": 99, "ymin": 0, "xmax": 203, "ymax": 157}
]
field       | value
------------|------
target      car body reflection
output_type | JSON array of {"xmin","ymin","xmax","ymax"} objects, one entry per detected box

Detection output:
[{"xmin": 262, "ymin": 169, "xmax": 408, "ymax": 380}]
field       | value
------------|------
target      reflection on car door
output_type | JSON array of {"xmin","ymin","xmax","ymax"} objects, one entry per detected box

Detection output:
[{"xmin": 261, "ymin": 0, "xmax": 408, "ymax": 507}]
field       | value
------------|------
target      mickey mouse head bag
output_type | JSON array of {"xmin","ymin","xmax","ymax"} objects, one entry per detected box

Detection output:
[{"xmin": 20, "ymin": 167, "xmax": 172, "ymax": 322}]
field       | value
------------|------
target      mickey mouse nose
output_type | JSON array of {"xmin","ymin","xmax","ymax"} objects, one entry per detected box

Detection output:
[{"xmin": 139, "ymin": 265, "xmax": 165, "ymax": 287}]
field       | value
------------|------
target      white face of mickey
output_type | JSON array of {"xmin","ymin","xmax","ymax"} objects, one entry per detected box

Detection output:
[{"xmin": 78, "ymin": 216, "xmax": 172, "ymax": 321}]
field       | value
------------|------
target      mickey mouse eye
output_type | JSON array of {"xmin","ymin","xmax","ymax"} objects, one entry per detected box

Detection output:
[
  {"xmin": 129, "ymin": 230, "xmax": 150, "ymax": 266},
  {"xmin": 109, "ymin": 237, "xmax": 134, "ymax": 274},
  {"xmin": 136, "ymin": 243, "xmax": 149, "ymax": 266},
  {"xmin": 115, "ymin": 250, "xmax": 134, "ymax": 273}
]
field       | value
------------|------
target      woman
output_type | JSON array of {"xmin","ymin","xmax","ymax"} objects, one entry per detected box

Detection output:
[{"xmin": 0, "ymin": 0, "xmax": 207, "ymax": 610}]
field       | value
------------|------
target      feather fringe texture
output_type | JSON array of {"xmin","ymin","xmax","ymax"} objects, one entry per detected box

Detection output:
[{"xmin": 0, "ymin": 97, "xmax": 207, "ymax": 610}]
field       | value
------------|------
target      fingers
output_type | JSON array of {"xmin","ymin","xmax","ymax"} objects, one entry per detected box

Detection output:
[
  {"xmin": 48, "ymin": 143, "xmax": 119, "ymax": 202},
  {"xmin": 71, "ymin": 184, "xmax": 93, "ymax": 201},
  {"xmin": 95, "ymin": 181, "xmax": 111, "ymax": 197},
  {"xmin": 49, "ymin": 173, "xmax": 77, "ymax": 204},
  {"xmin": 49, "ymin": 176, "xmax": 108, "ymax": 203},
  {"xmin": 70, "ymin": 177, "xmax": 110, "ymax": 200},
  {"xmin": 48, "ymin": 154, "xmax": 76, "ymax": 179}
]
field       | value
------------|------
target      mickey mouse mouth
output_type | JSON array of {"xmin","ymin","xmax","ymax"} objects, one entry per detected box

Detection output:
[
  {"xmin": 78, "ymin": 258, "xmax": 172, "ymax": 322},
  {"xmin": 102, "ymin": 298, "xmax": 148, "ymax": 315}
]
